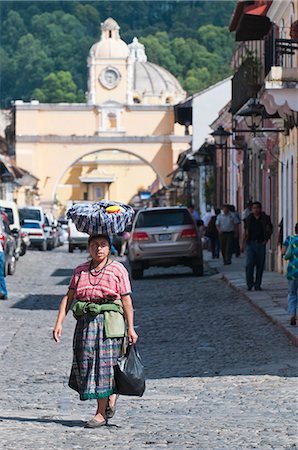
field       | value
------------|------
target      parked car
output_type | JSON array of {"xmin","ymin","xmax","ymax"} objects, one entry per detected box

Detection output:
[
  {"xmin": 0, "ymin": 200, "xmax": 21, "ymax": 259},
  {"xmin": 68, "ymin": 219, "xmax": 88, "ymax": 252},
  {"xmin": 20, "ymin": 230, "xmax": 30, "ymax": 256},
  {"xmin": 0, "ymin": 212, "xmax": 17, "ymax": 275},
  {"xmin": 19, "ymin": 206, "xmax": 46, "ymax": 228},
  {"xmin": 44, "ymin": 215, "xmax": 58, "ymax": 250},
  {"xmin": 128, "ymin": 206, "xmax": 204, "ymax": 279},
  {"xmin": 21, "ymin": 220, "xmax": 47, "ymax": 251}
]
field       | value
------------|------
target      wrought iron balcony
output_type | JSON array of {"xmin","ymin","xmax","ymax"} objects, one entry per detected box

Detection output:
[{"xmin": 231, "ymin": 30, "xmax": 298, "ymax": 115}]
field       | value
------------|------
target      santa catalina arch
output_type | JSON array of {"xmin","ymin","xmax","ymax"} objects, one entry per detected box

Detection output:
[{"xmin": 15, "ymin": 18, "xmax": 190, "ymax": 214}]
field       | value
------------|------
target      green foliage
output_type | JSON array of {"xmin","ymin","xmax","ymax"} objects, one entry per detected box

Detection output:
[
  {"xmin": 0, "ymin": 1, "xmax": 235, "ymax": 105},
  {"xmin": 33, "ymin": 71, "xmax": 85, "ymax": 103}
]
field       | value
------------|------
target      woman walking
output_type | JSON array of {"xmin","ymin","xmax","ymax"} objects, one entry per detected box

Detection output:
[
  {"xmin": 53, "ymin": 234, "xmax": 138, "ymax": 427},
  {"xmin": 282, "ymin": 223, "xmax": 298, "ymax": 326}
]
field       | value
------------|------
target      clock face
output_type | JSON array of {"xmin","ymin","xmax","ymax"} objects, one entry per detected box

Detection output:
[{"xmin": 99, "ymin": 67, "xmax": 121, "ymax": 89}]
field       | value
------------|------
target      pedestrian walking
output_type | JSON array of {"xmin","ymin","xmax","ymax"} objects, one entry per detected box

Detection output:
[
  {"xmin": 0, "ymin": 239, "xmax": 8, "ymax": 300},
  {"xmin": 202, "ymin": 205, "xmax": 213, "ymax": 228},
  {"xmin": 216, "ymin": 205, "xmax": 239, "ymax": 265},
  {"xmin": 205, "ymin": 208, "xmax": 220, "ymax": 258},
  {"xmin": 230, "ymin": 205, "xmax": 241, "ymax": 257},
  {"xmin": 242, "ymin": 202, "xmax": 273, "ymax": 291},
  {"xmin": 189, "ymin": 204, "xmax": 200, "ymax": 223},
  {"xmin": 282, "ymin": 223, "xmax": 298, "ymax": 326},
  {"xmin": 241, "ymin": 200, "xmax": 253, "ymax": 221},
  {"xmin": 53, "ymin": 234, "xmax": 138, "ymax": 428},
  {"xmin": 120, "ymin": 231, "xmax": 130, "ymax": 257}
]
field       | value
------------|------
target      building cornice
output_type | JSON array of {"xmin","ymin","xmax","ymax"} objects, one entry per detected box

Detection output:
[
  {"xmin": 16, "ymin": 135, "xmax": 191, "ymax": 144},
  {"xmin": 15, "ymin": 102, "xmax": 173, "ymax": 112}
]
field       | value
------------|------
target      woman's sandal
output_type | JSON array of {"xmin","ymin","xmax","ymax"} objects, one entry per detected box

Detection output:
[{"xmin": 84, "ymin": 417, "xmax": 107, "ymax": 428}]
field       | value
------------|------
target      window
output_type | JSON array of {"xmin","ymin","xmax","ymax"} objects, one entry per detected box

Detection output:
[
  {"xmin": 95, "ymin": 186, "xmax": 103, "ymax": 200},
  {"xmin": 136, "ymin": 209, "xmax": 193, "ymax": 228},
  {"xmin": 19, "ymin": 208, "xmax": 42, "ymax": 222},
  {"xmin": 108, "ymin": 113, "xmax": 117, "ymax": 129}
]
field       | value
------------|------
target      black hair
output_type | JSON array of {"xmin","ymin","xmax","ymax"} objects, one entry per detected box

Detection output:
[
  {"xmin": 252, "ymin": 201, "xmax": 262, "ymax": 209},
  {"xmin": 88, "ymin": 234, "xmax": 111, "ymax": 248},
  {"xmin": 295, "ymin": 223, "xmax": 298, "ymax": 234}
]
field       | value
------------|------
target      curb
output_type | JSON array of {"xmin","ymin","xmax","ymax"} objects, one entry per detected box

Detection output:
[{"xmin": 206, "ymin": 260, "xmax": 298, "ymax": 347}]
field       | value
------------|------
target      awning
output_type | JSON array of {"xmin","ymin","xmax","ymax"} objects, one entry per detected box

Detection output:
[
  {"xmin": 230, "ymin": 1, "xmax": 272, "ymax": 41},
  {"xmin": 260, "ymin": 67, "xmax": 298, "ymax": 116},
  {"xmin": 174, "ymin": 98, "xmax": 192, "ymax": 126}
]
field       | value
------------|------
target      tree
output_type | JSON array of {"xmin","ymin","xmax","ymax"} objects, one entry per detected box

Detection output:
[
  {"xmin": 0, "ymin": 1, "xmax": 236, "ymax": 105},
  {"xmin": 33, "ymin": 71, "xmax": 85, "ymax": 103}
]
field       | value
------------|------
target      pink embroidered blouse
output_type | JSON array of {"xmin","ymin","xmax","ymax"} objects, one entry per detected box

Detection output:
[{"xmin": 69, "ymin": 260, "xmax": 132, "ymax": 303}]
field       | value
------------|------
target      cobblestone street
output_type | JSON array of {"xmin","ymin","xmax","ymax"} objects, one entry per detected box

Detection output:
[{"xmin": 0, "ymin": 247, "xmax": 297, "ymax": 449}]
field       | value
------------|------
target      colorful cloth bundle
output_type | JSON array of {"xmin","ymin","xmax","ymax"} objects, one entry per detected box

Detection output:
[{"xmin": 66, "ymin": 200, "xmax": 135, "ymax": 235}]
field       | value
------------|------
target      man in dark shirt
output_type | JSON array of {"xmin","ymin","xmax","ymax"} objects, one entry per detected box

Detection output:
[{"xmin": 243, "ymin": 201, "xmax": 273, "ymax": 290}]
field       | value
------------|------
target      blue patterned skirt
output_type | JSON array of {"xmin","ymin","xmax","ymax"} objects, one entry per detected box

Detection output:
[{"xmin": 69, "ymin": 314, "xmax": 123, "ymax": 400}]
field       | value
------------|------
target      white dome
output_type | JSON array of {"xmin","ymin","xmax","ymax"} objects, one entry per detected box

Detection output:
[
  {"xmin": 128, "ymin": 38, "xmax": 186, "ymax": 103},
  {"xmin": 133, "ymin": 61, "xmax": 185, "ymax": 100},
  {"xmin": 90, "ymin": 18, "xmax": 129, "ymax": 59}
]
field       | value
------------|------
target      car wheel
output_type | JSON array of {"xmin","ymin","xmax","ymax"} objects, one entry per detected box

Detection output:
[
  {"xmin": 40, "ymin": 241, "xmax": 47, "ymax": 251},
  {"xmin": 8, "ymin": 255, "xmax": 16, "ymax": 275},
  {"xmin": 69, "ymin": 243, "xmax": 74, "ymax": 253},
  {"xmin": 192, "ymin": 265, "xmax": 204, "ymax": 276},
  {"xmin": 131, "ymin": 268, "xmax": 144, "ymax": 280},
  {"xmin": 47, "ymin": 243, "xmax": 53, "ymax": 251}
]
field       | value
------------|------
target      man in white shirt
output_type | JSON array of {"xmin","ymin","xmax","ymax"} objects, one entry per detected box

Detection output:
[
  {"xmin": 216, "ymin": 204, "xmax": 239, "ymax": 265},
  {"xmin": 202, "ymin": 205, "xmax": 213, "ymax": 227}
]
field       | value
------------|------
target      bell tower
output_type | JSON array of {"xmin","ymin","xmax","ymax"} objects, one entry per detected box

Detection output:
[{"xmin": 87, "ymin": 18, "xmax": 129, "ymax": 105}]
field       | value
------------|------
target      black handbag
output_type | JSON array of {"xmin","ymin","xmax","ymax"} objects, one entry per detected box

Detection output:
[{"xmin": 113, "ymin": 345, "xmax": 145, "ymax": 397}]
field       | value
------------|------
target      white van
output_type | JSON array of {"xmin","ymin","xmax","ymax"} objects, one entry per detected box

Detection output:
[
  {"xmin": 19, "ymin": 206, "xmax": 45, "ymax": 227},
  {"xmin": 0, "ymin": 200, "xmax": 21, "ymax": 258}
]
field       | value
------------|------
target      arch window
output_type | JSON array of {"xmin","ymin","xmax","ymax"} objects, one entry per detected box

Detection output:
[
  {"xmin": 108, "ymin": 113, "xmax": 117, "ymax": 129},
  {"xmin": 98, "ymin": 107, "xmax": 124, "ymax": 133}
]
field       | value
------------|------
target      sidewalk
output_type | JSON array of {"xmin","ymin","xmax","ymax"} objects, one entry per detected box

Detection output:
[{"xmin": 204, "ymin": 250, "xmax": 298, "ymax": 347}]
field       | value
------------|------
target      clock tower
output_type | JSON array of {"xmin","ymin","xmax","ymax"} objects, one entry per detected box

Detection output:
[{"xmin": 87, "ymin": 18, "xmax": 129, "ymax": 105}]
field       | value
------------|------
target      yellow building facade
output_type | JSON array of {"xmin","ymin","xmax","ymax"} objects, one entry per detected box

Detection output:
[{"xmin": 15, "ymin": 18, "xmax": 190, "ymax": 215}]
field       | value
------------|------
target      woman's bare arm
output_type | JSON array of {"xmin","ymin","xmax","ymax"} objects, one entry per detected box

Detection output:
[
  {"xmin": 53, "ymin": 289, "xmax": 75, "ymax": 342},
  {"xmin": 122, "ymin": 294, "xmax": 138, "ymax": 344}
]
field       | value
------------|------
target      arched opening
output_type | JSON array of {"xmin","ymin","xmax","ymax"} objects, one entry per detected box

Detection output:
[
  {"xmin": 107, "ymin": 113, "xmax": 117, "ymax": 129},
  {"xmin": 53, "ymin": 149, "xmax": 165, "ymax": 216}
]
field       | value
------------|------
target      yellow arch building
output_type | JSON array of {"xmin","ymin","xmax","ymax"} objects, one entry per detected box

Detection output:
[{"xmin": 15, "ymin": 18, "xmax": 190, "ymax": 215}]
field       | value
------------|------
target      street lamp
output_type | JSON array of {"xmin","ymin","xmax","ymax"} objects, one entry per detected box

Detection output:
[
  {"xmin": 233, "ymin": 98, "xmax": 286, "ymax": 136},
  {"xmin": 236, "ymin": 98, "xmax": 264, "ymax": 135},
  {"xmin": 210, "ymin": 125, "xmax": 232, "ymax": 148}
]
